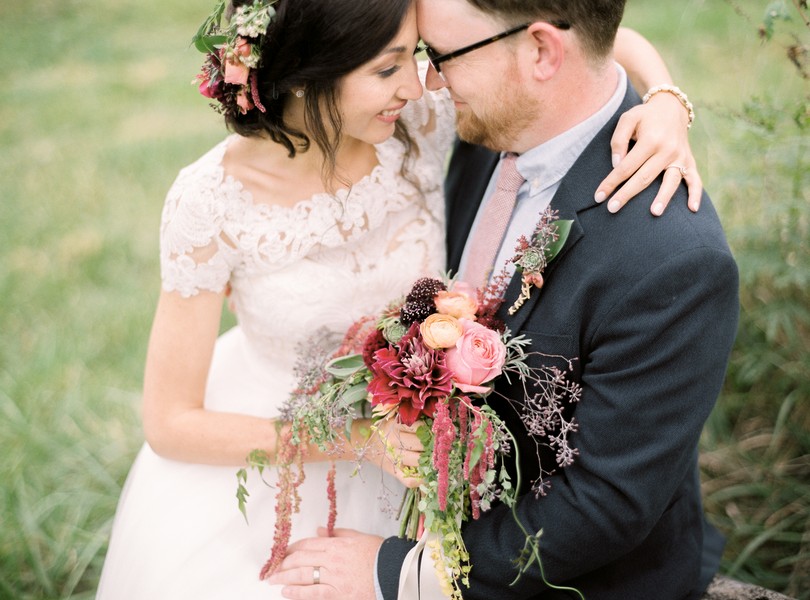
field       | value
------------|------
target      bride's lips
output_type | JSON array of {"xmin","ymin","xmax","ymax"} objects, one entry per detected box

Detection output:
[{"xmin": 377, "ymin": 102, "xmax": 407, "ymax": 123}]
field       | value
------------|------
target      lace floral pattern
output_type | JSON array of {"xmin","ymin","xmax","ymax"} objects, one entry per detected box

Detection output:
[{"xmin": 159, "ymin": 79, "xmax": 456, "ymax": 361}]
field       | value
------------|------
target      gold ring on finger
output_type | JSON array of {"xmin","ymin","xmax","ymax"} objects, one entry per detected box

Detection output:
[{"xmin": 666, "ymin": 164, "xmax": 688, "ymax": 177}]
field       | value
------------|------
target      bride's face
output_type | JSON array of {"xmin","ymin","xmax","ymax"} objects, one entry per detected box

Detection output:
[{"xmin": 336, "ymin": 6, "xmax": 423, "ymax": 146}]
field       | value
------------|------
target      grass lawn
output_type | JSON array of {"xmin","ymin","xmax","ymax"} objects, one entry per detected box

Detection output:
[{"xmin": 1, "ymin": 0, "xmax": 807, "ymax": 598}]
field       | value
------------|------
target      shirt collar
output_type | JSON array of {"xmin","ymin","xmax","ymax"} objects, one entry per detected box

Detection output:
[{"xmin": 512, "ymin": 64, "xmax": 628, "ymax": 196}]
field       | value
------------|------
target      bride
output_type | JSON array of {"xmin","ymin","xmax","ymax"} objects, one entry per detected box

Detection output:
[{"xmin": 96, "ymin": 0, "xmax": 699, "ymax": 597}]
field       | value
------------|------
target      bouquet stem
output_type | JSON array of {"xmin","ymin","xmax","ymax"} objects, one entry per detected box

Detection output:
[{"xmin": 398, "ymin": 488, "xmax": 423, "ymax": 541}]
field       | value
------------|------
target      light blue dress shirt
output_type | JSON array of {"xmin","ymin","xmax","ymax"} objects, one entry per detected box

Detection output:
[{"xmin": 458, "ymin": 64, "xmax": 628, "ymax": 285}]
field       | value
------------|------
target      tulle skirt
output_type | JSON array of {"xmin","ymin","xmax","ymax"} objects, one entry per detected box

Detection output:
[{"xmin": 97, "ymin": 327, "xmax": 403, "ymax": 599}]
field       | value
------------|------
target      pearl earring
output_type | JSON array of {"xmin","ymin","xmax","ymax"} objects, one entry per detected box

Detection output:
[{"xmin": 295, "ymin": 89, "xmax": 304, "ymax": 98}]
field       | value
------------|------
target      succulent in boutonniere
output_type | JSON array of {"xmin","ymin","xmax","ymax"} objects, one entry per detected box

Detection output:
[{"xmin": 507, "ymin": 209, "xmax": 572, "ymax": 315}]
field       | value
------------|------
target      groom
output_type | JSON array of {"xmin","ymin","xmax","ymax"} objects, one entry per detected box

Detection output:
[{"xmin": 268, "ymin": 0, "xmax": 739, "ymax": 598}]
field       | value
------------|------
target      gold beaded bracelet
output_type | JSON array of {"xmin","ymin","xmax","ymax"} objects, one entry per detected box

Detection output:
[{"xmin": 642, "ymin": 84, "xmax": 695, "ymax": 129}]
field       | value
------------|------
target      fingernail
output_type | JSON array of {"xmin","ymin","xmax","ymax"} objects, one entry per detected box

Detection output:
[
  {"xmin": 594, "ymin": 190, "xmax": 606, "ymax": 203},
  {"xmin": 652, "ymin": 203, "xmax": 663, "ymax": 216},
  {"xmin": 608, "ymin": 200, "xmax": 620, "ymax": 213},
  {"xmin": 611, "ymin": 153, "xmax": 620, "ymax": 168}
]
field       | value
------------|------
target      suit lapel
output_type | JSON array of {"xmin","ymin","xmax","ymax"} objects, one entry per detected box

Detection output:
[{"xmin": 500, "ymin": 86, "xmax": 642, "ymax": 333}]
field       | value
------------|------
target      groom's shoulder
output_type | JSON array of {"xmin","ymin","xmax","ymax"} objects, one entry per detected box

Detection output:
[{"xmin": 581, "ymin": 187, "xmax": 736, "ymax": 278}]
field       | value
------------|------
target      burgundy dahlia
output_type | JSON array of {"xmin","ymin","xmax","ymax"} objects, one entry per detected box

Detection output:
[{"xmin": 367, "ymin": 323, "xmax": 453, "ymax": 426}]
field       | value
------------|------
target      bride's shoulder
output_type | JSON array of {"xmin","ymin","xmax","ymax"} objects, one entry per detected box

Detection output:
[
  {"xmin": 170, "ymin": 137, "xmax": 232, "ymax": 193},
  {"xmin": 163, "ymin": 137, "xmax": 241, "ymax": 214}
]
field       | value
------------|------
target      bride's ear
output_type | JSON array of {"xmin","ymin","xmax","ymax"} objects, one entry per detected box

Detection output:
[{"xmin": 524, "ymin": 22, "xmax": 565, "ymax": 82}]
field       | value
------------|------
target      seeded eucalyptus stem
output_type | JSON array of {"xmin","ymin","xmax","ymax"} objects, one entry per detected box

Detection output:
[{"xmin": 506, "ymin": 427, "xmax": 585, "ymax": 600}]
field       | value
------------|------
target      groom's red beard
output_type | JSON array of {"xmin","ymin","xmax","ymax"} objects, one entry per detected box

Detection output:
[{"xmin": 455, "ymin": 66, "xmax": 539, "ymax": 152}]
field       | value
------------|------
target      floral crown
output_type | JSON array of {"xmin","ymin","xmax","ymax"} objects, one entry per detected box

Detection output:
[{"xmin": 192, "ymin": 0, "xmax": 280, "ymax": 115}]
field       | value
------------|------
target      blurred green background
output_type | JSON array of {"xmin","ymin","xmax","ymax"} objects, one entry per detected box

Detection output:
[{"xmin": 1, "ymin": 0, "xmax": 807, "ymax": 598}]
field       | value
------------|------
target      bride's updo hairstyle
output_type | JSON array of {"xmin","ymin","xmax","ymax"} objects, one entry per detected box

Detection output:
[{"xmin": 226, "ymin": 0, "xmax": 416, "ymax": 175}]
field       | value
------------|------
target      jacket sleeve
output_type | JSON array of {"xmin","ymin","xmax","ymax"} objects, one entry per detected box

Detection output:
[
  {"xmin": 457, "ymin": 244, "xmax": 739, "ymax": 598},
  {"xmin": 377, "ymin": 537, "xmax": 416, "ymax": 599}
]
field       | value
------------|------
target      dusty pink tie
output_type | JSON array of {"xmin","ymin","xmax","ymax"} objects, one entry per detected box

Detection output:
[{"xmin": 462, "ymin": 153, "xmax": 524, "ymax": 289}]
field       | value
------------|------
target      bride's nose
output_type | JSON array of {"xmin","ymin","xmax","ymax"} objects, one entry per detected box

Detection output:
[{"xmin": 398, "ymin": 62, "xmax": 424, "ymax": 101}]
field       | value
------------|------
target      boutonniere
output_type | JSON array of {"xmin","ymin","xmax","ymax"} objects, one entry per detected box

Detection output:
[{"xmin": 507, "ymin": 209, "xmax": 572, "ymax": 316}]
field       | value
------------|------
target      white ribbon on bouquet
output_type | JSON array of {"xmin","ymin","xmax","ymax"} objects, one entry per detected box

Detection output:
[{"xmin": 397, "ymin": 529, "xmax": 452, "ymax": 600}]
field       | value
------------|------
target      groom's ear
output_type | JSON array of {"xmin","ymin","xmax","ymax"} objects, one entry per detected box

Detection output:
[{"xmin": 524, "ymin": 22, "xmax": 565, "ymax": 82}]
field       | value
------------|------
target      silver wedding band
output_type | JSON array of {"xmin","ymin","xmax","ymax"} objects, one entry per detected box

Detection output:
[
  {"xmin": 313, "ymin": 566, "xmax": 321, "ymax": 585},
  {"xmin": 666, "ymin": 164, "xmax": 688, "ymax": 177}
]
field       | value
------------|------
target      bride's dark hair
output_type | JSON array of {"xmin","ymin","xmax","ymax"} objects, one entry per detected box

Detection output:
[{"xmin": 226, "ymin": 0, "xmax": 417, "ymax": 185}]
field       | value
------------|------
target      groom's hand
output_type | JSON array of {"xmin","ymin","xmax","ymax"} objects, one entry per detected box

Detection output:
[{"xmin": 266, "ymin": 527, "xmax": 382, "ymax": 599}]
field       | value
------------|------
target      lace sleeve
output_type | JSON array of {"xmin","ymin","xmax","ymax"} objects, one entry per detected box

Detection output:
[{"xmin": 159, "ymin": 148, "xmax": 241, "ymax": 298}]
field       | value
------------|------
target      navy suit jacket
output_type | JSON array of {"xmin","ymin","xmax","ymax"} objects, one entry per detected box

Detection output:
[{"xmin": 378, "ymin": 86, "xmax": 738, "ymax": 599}]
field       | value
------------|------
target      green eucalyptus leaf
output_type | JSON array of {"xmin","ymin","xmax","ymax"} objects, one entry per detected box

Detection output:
[
  {"xmin": 194, "ymin": 34, "xmax": 227, "ymax": 54},
  {"xmin": 325, "ymin": 354, "xmax": 366, "ymax": 377},
  {"xmin": 546, "ymin": 219, "xmax": 573, "ymax": 260},
  {"xmin": 192, "ymin": 0, "xmax": 226, "ymax": 46},
  {"xmin": 337, "ymin": 383, "xmax": 369, "ymax": 408},
  {"xmin": 468, "ymin": 443, "xmax": 483, "ymax": 471}
]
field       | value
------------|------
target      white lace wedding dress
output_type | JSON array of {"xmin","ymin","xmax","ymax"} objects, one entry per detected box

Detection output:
[{"xmin": 96, "ymin": 86, "xmax": 455, "ymax": 599}]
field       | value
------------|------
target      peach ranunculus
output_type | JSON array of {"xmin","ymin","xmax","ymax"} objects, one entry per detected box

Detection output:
[
  {"xmin": 434, "ymin": 284, "xmax": 479, "ymax": 321},
  {"xmin": 420, "ymin": 313, "xmax": 463, "ymax": 350},
  {"xmin": 445, "ymin": 319, "xmax": 506, "ymax": 394}
]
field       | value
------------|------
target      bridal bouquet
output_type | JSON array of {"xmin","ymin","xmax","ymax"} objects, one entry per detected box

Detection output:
[{"xmin": 242, "ymin": 211, "xmax": 582, "ymax": 597}]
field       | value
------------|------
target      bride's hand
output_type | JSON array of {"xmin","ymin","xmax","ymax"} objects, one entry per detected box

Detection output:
[
  {"xmin": 595, "ymin": 91, "xmax": 702, "ymax": 217},
  {"xmin": 367, "ymin": 415, "xmax": 424, "ymax": 488}
]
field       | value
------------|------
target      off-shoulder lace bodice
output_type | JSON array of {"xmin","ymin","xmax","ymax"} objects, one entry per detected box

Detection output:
[{"xmin": 159, "ymin": 85, "xmax": 456, "ymax": 364}]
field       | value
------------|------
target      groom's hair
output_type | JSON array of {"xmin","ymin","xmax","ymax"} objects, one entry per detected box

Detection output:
[{"xmin": 463, "ymin": 0, "xmax": 626, "ymax": 59}]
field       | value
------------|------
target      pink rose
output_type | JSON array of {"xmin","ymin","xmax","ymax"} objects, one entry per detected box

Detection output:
[
  {"xmin": 224, "ymin": 38, "xmax": 252, "ymax": 86},
  {"xmin": 435, "ymin": 285, "xmax": 479, "ymax": 321},
  {"xmin": 445, "ymin": 319, "xmax": 506, "ymax": 394},
  {"xmin": 224, "ymin": 59, "xmax": 250, "ymax": 86},
  {"xmin": 420, "ymin": 313, "xmax": 463, "ymax": 350}
]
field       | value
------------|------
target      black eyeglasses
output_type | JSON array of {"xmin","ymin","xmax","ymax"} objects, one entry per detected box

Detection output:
[{"xmin": 418, "ymin": 20, "xmax": 571, "ymax": 81}]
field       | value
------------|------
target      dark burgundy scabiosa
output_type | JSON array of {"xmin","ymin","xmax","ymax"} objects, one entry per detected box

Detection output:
[
  {"xmin": 400, "ymin": 277, "xmax": 448, "ymax": 326},
  {"xmin": 367, "ymin": 323, "xmax": 453, "ymax": 426},
  {"xmin": 406, "ymin": 277, "xmax": 447, "ymax": 303},
  {"xmin": 399, "ymin": 300, "xmax": 435, "ymax": 326}
]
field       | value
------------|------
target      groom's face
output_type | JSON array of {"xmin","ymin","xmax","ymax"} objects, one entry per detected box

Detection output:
[{"xmin": 416, "ymin": 0, "xmax": 539, "ymax": 152}]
